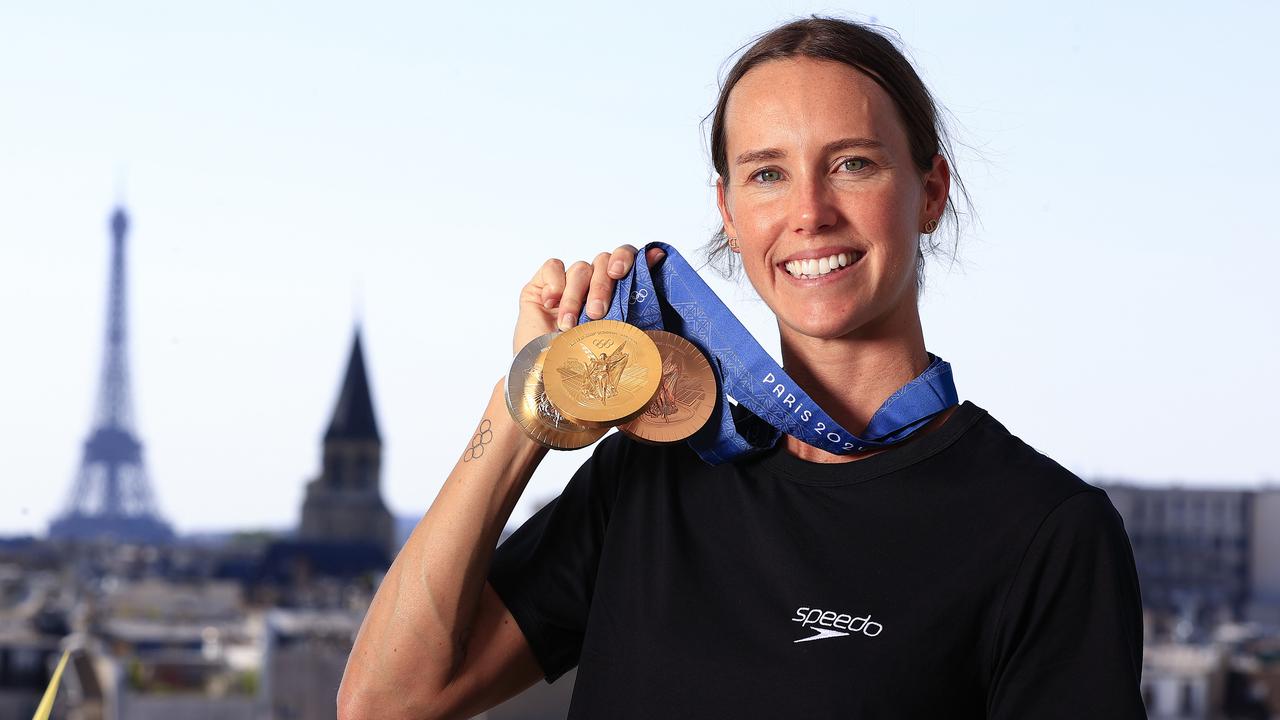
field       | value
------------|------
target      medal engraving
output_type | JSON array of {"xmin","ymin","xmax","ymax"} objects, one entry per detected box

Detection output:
[
  {"xmin": 506, "ymin": 332, "xmax": 607, "ymax": 450},
  {"xmin": 620, "ymin": 330, "xmax": 717, "ymax": 444},
  {"xmin": 544, "ymin": 320, "xmax": 662, "ymax": 426}
]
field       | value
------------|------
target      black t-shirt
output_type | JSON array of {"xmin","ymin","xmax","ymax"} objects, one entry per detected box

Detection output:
[{"xmin": 488, "ymin": 401, "xmax": 1146, "ymax": 719}]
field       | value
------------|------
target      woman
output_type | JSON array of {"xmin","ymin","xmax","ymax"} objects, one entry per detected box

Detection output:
[{"xmin": 339, "ymin": 17, "xmax": 1145, "ymax": 720}]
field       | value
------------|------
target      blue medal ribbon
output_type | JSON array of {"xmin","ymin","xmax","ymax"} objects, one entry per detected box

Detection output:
[{"xmin": 578, "ymin": 243, "xmax": 957, "ymax": 464}]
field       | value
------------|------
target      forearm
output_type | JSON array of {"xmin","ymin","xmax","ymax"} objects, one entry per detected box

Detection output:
[{"xmin": 340, "ymin": 378, "xmax": 547, "ymax": 713}]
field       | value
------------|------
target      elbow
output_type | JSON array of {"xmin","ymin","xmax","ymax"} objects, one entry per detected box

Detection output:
[
  {"xmin": 337, "ymin": 675, "xmax": 395, "ymax": 720},
  {"xmin": 337, "ymin": 674, "xmax": 450, "ymax": 720},
  {"xmin": 336, "ymin": 689, "xmax": 411, "ymax": 720},
  {"xmin": 338, "ymin": 632, "xmax": 462, "ymax": 720},
  {"xmin": 336, "ymin": 679, "xmax": 374, "ymax": 720}
]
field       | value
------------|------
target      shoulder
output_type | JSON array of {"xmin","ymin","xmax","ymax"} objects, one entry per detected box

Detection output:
[
  {"xmin": 952, "ymin": 402, "xmax": 1106, "ymax": 512},
  {"xmin": 936, "ymin": 403, "xmax": 1134, "ymax": 566}
]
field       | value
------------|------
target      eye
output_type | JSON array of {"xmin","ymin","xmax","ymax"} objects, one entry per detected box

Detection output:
[
  {"xmin": 752, "ymin": 168, "xmax": 783, "ymax": 183},
  {"xmin": 839, "ymin": 157, "xmax": 868, "ymax": 172}
]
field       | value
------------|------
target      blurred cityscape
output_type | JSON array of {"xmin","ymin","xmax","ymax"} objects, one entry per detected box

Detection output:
[{"xmin": 2, "ymin": 207, "xmax": 1278, "ymax": 720}]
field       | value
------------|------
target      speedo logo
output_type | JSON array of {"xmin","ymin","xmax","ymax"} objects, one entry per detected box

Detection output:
[{"xmin": 791, "ymin": 606, "xmax": 883, "ymax": 643}]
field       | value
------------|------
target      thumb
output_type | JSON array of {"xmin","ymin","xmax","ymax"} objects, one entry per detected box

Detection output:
[{"xmin": 645, "ymin": 247, "xmax": 666, "ymax": 268}]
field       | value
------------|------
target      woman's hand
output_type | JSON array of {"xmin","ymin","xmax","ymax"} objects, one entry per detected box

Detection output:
[{"xmin": 513, "ymin": 244, "xmax": 666, "ymax": 355}]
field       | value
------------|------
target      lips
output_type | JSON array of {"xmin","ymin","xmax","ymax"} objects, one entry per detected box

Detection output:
[{"xmin": 781, "ymin": 250, "xmax": 863, "ymax": 279}]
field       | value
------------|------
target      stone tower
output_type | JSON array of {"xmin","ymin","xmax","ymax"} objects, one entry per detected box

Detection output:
[{"xmin": 299, "ymin": 328, "xmax": 394, "ymax": 557}]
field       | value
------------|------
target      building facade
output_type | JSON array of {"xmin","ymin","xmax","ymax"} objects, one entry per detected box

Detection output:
[{"xmin": 1101, "ymin": 483, "xmax": 1280, "ymax": 632}]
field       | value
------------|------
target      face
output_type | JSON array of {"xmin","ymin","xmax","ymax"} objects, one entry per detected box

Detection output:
[{"xmin": 716, "ymin": 57, "xmax": 949, "ymax": 343}]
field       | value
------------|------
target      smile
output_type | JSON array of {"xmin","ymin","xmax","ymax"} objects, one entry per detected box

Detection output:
[{"xmin": 782, "ymin": 251, "xmax": 862, "ymax": 280}]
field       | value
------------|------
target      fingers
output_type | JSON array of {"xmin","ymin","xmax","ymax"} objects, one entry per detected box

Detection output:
[
  {"xmin": 607, "ymin": 244, "xmax": 638, "ymax": 279},
  {"xmin": 583, "ymin": 252, "xmax": 615, "ymax": 322},
  {"xmin": 556, "ymin": 260, "xmax": 593, "ymax": 331},
  {"xmin": 535, "ymin": 258, "xmax": 566, "ymax": 310},
  {"xmin": 604, "ymin": 243, "xmax": 663, "ymax": 275},
  {"xmin": 533, "ymin": 245, "xmax": 666, "ymax": 333},
  {"xmin": 645, "ymin": 246, "xmax": 666, "ymax": 267}
]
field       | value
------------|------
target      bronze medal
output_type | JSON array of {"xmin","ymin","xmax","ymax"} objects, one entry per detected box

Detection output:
[
  {"xmin": 619, "ymin": 330, "xmax": 717, "ymax": 444},
  {"xmin": 506, "ymin": 332, "xmax": 609, "ymax": 450},
  {"xmin": 543, "ymin": 319, "xmax": 662, "ymax": 427}
]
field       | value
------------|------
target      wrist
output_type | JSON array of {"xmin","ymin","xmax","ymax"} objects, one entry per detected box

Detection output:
[{"xmin": 484, "ymin": 377, "xmax": 548, "ymax": 462}]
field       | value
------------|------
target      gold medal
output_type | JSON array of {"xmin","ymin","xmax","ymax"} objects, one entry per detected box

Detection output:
[
  {"xmin": 543, "ymin": 319, "xmax": 662, "ymax": 427},
  {"xmin": 506, "ymin": 332, "xmax": 609, "ymax": 450},
  {"xmin": 619, "ymin": 330, "xmax": 717, "ymax": 444}
]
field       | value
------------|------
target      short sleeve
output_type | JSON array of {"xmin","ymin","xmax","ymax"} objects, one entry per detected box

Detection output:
[
  {"xmin": 487, "ymin": 434, "xmax": 627, "ymax": 683},
  {"xmin": 987, "ymin": 489, "xmax": 1147, "ymax": 719}
]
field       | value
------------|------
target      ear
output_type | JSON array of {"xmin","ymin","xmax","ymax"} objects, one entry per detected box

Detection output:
[
  {"xmin": 920, "ymin": 154, "xmax": 950, "ymax": 227},
  {"xmin": 715, "ymin": 177, "xmax": 739, "ymax": 247}
]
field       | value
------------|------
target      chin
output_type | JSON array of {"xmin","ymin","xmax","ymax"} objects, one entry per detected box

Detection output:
[{"xmin": 780, "ymin": 308, "xmax": 865, "ymax": 341}]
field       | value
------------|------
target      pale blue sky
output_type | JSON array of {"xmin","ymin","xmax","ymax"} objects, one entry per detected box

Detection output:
[{"xmin": 1, "ymin": 1, "xmax": 1276, "ymax": 535}]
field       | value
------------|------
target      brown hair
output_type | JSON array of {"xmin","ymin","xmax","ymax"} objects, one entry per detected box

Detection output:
[{"xmin": 704, "ymin": 16, "xmax": 970, "ymax": 289}]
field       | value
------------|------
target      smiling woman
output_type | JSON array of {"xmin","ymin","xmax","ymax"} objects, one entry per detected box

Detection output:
[
  {"xmin": 717, "ymin": 57, "xmax": 946, "ymax": 364},
  {"xmin": 705, "ymin": 19, "xmax": 968, "ymax": 294},
  {"xmin": 338, "ymin": 16, "xmax": 1146, "ymax": 720}
]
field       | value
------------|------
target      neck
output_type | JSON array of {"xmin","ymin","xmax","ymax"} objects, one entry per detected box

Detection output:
[{"xmin": 778, "ymin": 304, "xmax": 934, "ymax": 463}]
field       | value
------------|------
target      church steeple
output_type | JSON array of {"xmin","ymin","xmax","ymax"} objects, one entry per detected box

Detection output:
[
  {"xmin": 299, "ymin": 326, "xmax": 394, "ymax": 558},
  {"xmin": 325, "ymin": 327, "xmax": 380, "ymax": 442}
]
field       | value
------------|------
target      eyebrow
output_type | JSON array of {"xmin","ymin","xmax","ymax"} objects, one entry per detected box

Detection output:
[{"xmin": 734, "ymin": 137, "xmax": 886, "ymax": 166}]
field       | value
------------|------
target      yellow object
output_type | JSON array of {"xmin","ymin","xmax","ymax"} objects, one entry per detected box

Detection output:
[{"xmin": 32, "ymin": 649, "xmax": 70, "ymax": 720}]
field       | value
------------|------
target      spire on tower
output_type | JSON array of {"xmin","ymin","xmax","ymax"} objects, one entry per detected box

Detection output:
[
  {"xmin": 299, "ymin": 326, "xmax": 393, "ymax": 558},
  {"xmin": 325, "ymin": 327, "xmax": 380, "ymax": 442}
]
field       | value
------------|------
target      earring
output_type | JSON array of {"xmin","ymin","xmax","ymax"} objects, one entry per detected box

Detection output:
[
  {"xmin": 922, "ymin": 218, "xmax": 939, "ymax": 234},
  {"xmin": 727, "ymin": 237, "xmax": 740, "ymax": 251}
]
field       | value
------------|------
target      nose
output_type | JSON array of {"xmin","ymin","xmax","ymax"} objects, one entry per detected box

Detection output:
[{"xmin": 790, "ymin": 174, "xmax": 838, "ymax": 236}]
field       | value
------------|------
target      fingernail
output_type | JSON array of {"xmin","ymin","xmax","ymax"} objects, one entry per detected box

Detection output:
[
  {"xmin": 559, "ymin": 312, "xmax": 574, "ymax": 330},
  {"xmin": 609, "ymin": 261, "xmax": 625, "ymax": 276},
  {"xmin": 543, "ymin": 297, "xmax": 557, "ymax": 309},
  {"xmin": 587, "ymin": 299, "xmax": 605, "ymax": 317}
]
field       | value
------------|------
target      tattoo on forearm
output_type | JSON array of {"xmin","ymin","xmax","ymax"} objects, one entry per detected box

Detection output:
[{"xmin": 463, "ymin": 419, "xmax": 493, "ymax": 462}]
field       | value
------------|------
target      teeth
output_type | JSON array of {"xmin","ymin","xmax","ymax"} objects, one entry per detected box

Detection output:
[{"xmin": 784, "ymin": 252, "xmax": 857, "ymax": 278}]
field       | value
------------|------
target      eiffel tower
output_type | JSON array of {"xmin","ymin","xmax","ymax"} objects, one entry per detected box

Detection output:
[{"xmin": 49, "ymin": 206, "xmax": 173, "ymax": 543}]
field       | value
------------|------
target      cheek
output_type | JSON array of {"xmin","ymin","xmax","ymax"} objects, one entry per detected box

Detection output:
[
  {"xmin": 740, "ymin": 252, "xmax": 775, "ymax": 292},
  {"xmin": 873, "ymin": 181, "xmax": 920, "ymax": 232},
  {"xmin": 875, "ymin": 227, "xmax": 918, "ymax": 281},
  {"xmin": 874, "ymin": 183, "xmax": 923, "ymax": 256},
  {"xmin": 737, "ymin": 202, "xmax": 783, "ymax": 238}
]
